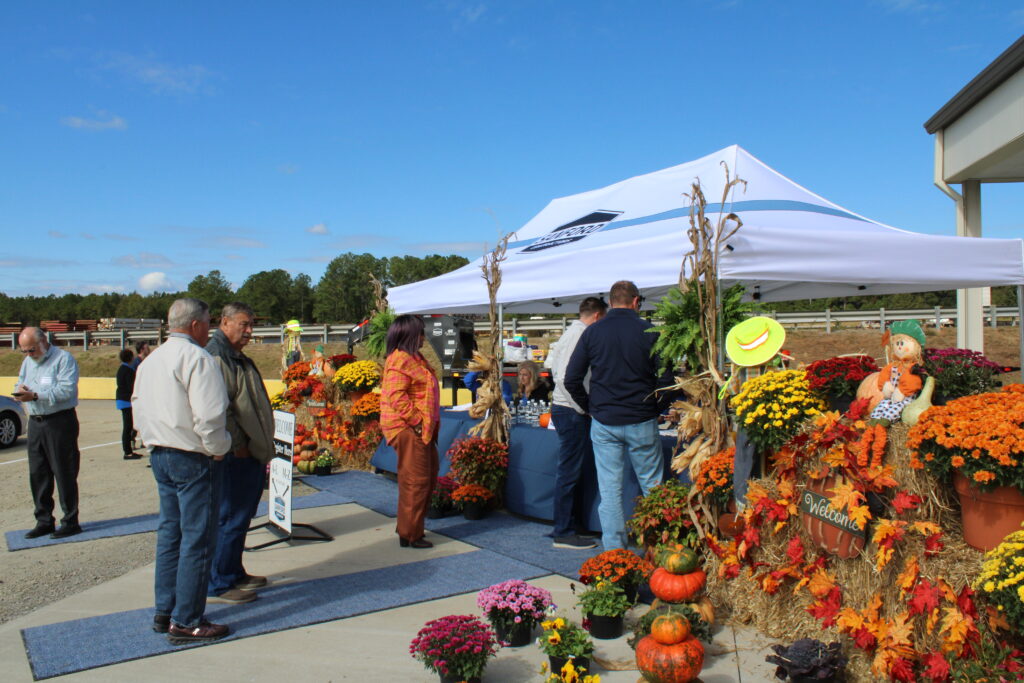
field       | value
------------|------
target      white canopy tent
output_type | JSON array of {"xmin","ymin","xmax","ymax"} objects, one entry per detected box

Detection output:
[{"xmin": 389, "ymin": 145, "xmax": 1024, "ymax": 315}]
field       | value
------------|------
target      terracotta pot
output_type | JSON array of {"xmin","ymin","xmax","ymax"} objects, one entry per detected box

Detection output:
[
  {"xmin": 953, "ymin": 473, "xmax": 1024, "ymax": 551},
  {"xmin": 348, "ymin": 390, "xmax": 370, "ymax": 402},
  {"xmin": 717, "ymin": 512, "xmax": 745, "ymax": 537}
]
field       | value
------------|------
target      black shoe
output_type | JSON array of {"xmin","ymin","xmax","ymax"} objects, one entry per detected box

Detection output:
[
  {"xmin": 24, "ymin": 524, "xmax": 54, "ymax": 540},
  {"xmin": 553, "ymin": 535, "xmax": 597, "ymax": 549},
  {"xmin": 153, "ymin": 615, "xmax": 171, "ymax": 633},
  {"xmin": 399, "ymin": 537, "xmax": 433, "ymax": 548},
  {"xmin": 123, "ymin": 452, "xmax": 143, "ymax": 460},
  {"xmin": 50, "ymin": 524, "xmax": 83, "ymax": 539}
]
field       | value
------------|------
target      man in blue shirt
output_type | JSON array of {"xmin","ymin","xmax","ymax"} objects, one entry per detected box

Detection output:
[
  {"xmin": 14, "ymin": 327, "xmax": 82, "ymax": 540},
  {"xmin": 564, "ymin": 281, "xmax": 672, "ymax": 550}
]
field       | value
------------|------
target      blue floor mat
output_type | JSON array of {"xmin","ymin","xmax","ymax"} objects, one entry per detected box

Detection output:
[
  {"xmin": 304, "ymin": 471, "xmax": 600, "ymax": 578},
  {"xmin": 21, "ymin": 549, "xmax": 547, "ymax": 680},
  {"xmin": 6, "ymin": 490, "xmax": 351, "ymax": 552}
]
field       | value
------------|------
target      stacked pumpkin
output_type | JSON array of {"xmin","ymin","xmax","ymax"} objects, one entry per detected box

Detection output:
[
  {"xmin": 635, "ymin": 545, "xmax": 707, "ymax": 683},
  {"xmin": 293, "ymin": 425, "xmax": 319, "ymax": 474}
]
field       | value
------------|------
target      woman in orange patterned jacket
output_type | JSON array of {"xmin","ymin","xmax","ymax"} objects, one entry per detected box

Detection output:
[{"xmin": 380, "ymin": 314, "xmax": 440, "ymax": 549}]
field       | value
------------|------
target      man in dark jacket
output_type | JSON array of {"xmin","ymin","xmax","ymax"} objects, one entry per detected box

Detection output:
[
  {"xmin": 564, "ymin": 280, "xmax": 672, "ymax": 550},
  {"xmin": 205, "ymin": 302, "xmax": 275, "ymax": 604}
]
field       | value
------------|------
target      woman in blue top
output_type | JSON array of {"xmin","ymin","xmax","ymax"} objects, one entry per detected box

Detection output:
[{"xmin": 115, "ymin": 349, "xmax": 142, "ymax": 460}]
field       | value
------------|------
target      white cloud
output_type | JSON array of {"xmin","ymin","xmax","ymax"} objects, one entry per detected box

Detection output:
[
  {"xmin": 60, "ymin": 111, "xmax": 127, "ymax": 131},
  {"xmin": 114, "ymin": 252, "xmax": 174, "ymax": 268},
  {"xmin": 103, "ymin": 233, "xmax": 138, "ymax": 241},
  {"xmin": 102, "ymin": 52, "xmax": 213, "ymax": 94},
  {"xmin": 307, "ymin": 222, "xmax": 329, "ymax": 235},
  {"xmin": 48, "ymin": 230, "xmax": 68, "ymax": 239},
  {"xmin": 138, "ymin": 271, "xmax": 172, "ymax": 291}
]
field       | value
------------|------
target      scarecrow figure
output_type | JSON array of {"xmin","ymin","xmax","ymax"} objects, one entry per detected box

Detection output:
[
  {"xmin": 281, "ymin": 319, "xmax": 305, "ymax": 372},
  {"xmin": 869, "ymin": 320, "xmax": 926, "ymax": 423}
]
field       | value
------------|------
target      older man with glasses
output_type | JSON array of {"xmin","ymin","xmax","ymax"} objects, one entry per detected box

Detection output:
[{"xmin": 14, "ymin": 326, "xmax": 82, "ymax": 540}]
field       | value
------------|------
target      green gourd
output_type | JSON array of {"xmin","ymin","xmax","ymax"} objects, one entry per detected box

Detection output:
[{"xmin": 901, "ymin": 375, "xmax": 935, "ymax": 427}]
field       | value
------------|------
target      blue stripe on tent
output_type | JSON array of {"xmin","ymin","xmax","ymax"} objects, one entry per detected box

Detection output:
[
  {"xmin": 507, "ymin": 200, "xmax": 866, "ymax": 249},
  {"xmin": 21, "ymin": 549, "xmax": 548, "ymax": 680},
  {"xmin": 5, "ymin": 490, "xmax": 350, "ymax": 551}
]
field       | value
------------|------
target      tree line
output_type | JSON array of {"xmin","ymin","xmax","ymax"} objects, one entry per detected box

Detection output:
[
  {"xmin": 764, "ymin": 287, "xmax": 1018, "ymax": 313},
  {"xmin": 0, "ymin": 253, "xmax": 469, "ymax": 325}
]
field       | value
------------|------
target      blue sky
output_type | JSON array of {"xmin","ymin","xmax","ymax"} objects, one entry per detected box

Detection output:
[{"xmin": 2, "ymin": 1, "xmax": 1023, "ymax": 297}]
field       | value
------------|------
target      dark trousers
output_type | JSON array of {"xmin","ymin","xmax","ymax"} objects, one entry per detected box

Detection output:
[
  {"xmin": 120, "ymin": 407, "xmax": 134, "ymax": 455},
  {"xmin": 208, "ymin": 453, "xmax": 266, "ymax": 595},
  {"xmin": 551, "ymin": 404, "xmax": 592, "ymax": 538},
  {"xmin": 393, "ymin": 427, "xmax": 438, "ymax": 542},
  {"xmin": 27, "ymin": 409, "xmax": 81, "ymax": 527}
]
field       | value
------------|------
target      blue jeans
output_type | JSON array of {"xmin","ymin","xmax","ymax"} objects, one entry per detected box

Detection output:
[
  {"xmin": 551, "ymin": 405, "xmax": 592, "ymax": 538},
  {"xmin": 208, "ymin": 453, "xmax": 266, "ymax": 596},
  {"xmin": 151, "ymin": 447, "xmax": 222, "ymax": 627},
  {"xmin": 591, "ymin": 418, "xmax": 664, "ymax": 550}
]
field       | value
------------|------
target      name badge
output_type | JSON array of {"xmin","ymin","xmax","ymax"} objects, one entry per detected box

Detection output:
[{"xmin": 39, "ymin": 376, "xmax": 54, "ymax": 386}]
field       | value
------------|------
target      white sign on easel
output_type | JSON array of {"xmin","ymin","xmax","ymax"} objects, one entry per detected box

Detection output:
[{"xmin": 270, "ymin": 410, "xmax": 296, "ymax": 534}]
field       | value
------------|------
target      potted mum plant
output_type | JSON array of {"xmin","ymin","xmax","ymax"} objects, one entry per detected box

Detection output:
[
  {"xmin": 908, "ymin": 385, "xmax": 1024, "ymax": 550},
  {"xmin": 627, "ymin": 478, "xmax": 697, "ymax": 555},
  {"xmin": 476, "ymin": 579, "xmax": 553, "ymax": 647},
  {"xmin": 428, "ymin": 475, "xmax": 459, "ymax": 518},
  {"xmin": 332, "ymin": 359, "xmax": 381, "ymax": 399},
  {"xmin": 452, "ymin": 484, "xmax": 495, "ymax": 520},
  {"xmin": 730, "ymin": 369, "xmax": 826, "ymax": 454},
  {"xmin": 536, "ymin": 613, "xmax": 595, "ymax": 680},
  {"xmin": 409, "ymin": 614, "xmax": 499, "ymax": 683},
  {"xmin": 923, "ymin": 347, "xmax": 1002, "ymax": 403},
  {"xmin": 448, "ymin": 436, "xmax": 509, "ymax": 499},
  {"xmin": 804, "ymin": 354, "xmax": 879, "ymax": 413},
  {"xmin": 578, "ymin": 548, "xmax": 653, "ymax": 604},
  {"xmin": 974, "ymin": 523, "xmax": 1024, "ymax": 633},
  {"xmin": 574, "ymin": 581, "xmax": 631, "ymax": 640}
]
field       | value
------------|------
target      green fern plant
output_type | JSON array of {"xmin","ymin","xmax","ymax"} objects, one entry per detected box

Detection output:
[
  {"xmin": 364, "ymin": 308, "xmax": 396, "ymax": 359},
  {"xmin": 649, "ymin": 283, "xmax": 753, "ymax": 374}
]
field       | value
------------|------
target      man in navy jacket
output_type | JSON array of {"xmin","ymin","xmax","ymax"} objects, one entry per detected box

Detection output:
[{"xmin": 564, "ymin": 280, "xmax": 672, "ymax": 549}]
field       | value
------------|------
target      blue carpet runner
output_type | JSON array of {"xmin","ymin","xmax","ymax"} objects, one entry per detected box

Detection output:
[
  {"xmin": 5, "ymin": 490, "xmax": 350, "ymax": 551},
  {"xmin": 21, "ymin": 549, "xmax": 548, "ymax": 680}
]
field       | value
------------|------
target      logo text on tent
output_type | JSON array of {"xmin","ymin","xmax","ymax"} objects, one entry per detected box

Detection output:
[{"xmin": 520, "ymin": 210, "xmax": 622, "ymax": 253}]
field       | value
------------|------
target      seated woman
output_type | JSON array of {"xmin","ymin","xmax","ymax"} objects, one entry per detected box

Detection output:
[
  {"xmin": 462, "ymin": 369, "xmax": 513, "ymax": 404},
  {"xmin": 513, "ymin": 360, "xmax": 551, "ymax": 403}
]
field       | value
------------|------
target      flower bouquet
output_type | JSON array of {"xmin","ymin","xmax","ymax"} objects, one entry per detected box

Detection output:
[
  {"xmin": 574, "ymin": 581, "xmax": 631, "ymax": 639},
  {"xmin": 332, "ymin": 360, "xmax": 381, "ymax": 393},
  {"xmin": 452, "ymin": 484, "xmax": 495, "ymax": 520},
  {"xmin": 409, "ymin": 614, "xmax": 499, "ymax": 682},
  {"xmin": 537, "ymin": 613, "xmax": 596, "ymax": 681},
  {"xmin": 428, "ymin": 475, "xmax": 459, "ymax": 518},
  {"xmin": 578, "ymin": 549, "xmax": 653, "ymax": 601},
  {"xmin": 730, "ymin": 369, "xmax": 825, "ymax": 453},
  {"xmin": 448, "ymin": 437, "xmax": 509, "ymax": 495},
  {"xmin": 804, "ymin": 355, "xmax": 879, "ymax": 399},
  {"xmin": 693, "ymin": 446, "xmax": 735, "ymax": 511},
  {"xmin": 476, "ymin": 579, "xmax": 553, "ymax": 646},
  {"xmin": 923, "ymin": 347, "xmax": 1002, "ymax": 402},
  {"xmin": 627, "ymin": 478, "xmax": 696, "ymax": 551}
]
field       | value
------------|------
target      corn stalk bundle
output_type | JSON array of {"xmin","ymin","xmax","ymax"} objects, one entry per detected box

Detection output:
[{"xmin": 467, "ymin": 235, "xmax": 511, "ymax": 444}]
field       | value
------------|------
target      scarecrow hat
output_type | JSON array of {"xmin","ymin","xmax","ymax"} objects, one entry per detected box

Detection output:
[
  {"xmin": 285, "ymin": 319, "xmax": 303, "ymax": 333},
  {"xmin": 725, "ymin": 316, "xmax": 786, "ymax": 367},
  {"xmin": 889, "ymin": 320, "xmax": 925, "ymax": 348}
]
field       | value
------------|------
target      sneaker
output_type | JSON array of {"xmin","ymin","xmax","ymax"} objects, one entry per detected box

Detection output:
[
  {"xmin": 50, "ymin": 524, "xmax": 83, "ymax": 539},
  {"xmin": 24, "ymin": 524, "xmax": 54, "ymax": 540},
  {"xmin": 152, "ymin": 614, "xmax": 171, "ymax": 633},
  {"xmin": 167, "ymin": 620, "xmax": 230, "ymax": 645},
  {"xmin": 207, "ymin": 588, "xmax": 257, "ymax": 604},
  {"xmin": 553, "ymin": 535, "xmax": 597, "ymax": 549},
  {"xmin": 234, "ymin": 574, "xmax": 268, "ymax": 590}
]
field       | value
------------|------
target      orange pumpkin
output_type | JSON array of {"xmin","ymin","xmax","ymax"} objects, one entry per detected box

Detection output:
[
  {"xmin": 539, "ymin": 412, "xmax": 551, "ymax": 428},
  {"xmin": 856, "ymin": 372, "xmax": 883, "ymax": 413},
  {"xmin": 650, "ymin": 613, "xmax": 690, "ymax": 645},
  {"xmin": 635, "ymin": 634, "xmax": 704, "ymax": 683},
  {"xmin": 649, "ymin": 567, "xmax": 706, "ymax": 603}
]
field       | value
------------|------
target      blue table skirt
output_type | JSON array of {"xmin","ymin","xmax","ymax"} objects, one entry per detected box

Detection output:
[{"xmin": 370, "ymin": 410, "xmax": 682, "ymax": 533}]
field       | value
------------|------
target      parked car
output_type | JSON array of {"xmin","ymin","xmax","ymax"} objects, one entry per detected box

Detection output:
[{"xmin": 0, "ymin": 396, "xmax": 27, "ymax": 448}]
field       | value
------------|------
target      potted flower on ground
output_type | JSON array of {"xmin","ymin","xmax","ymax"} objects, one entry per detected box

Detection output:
[
  {"xmin": 476, "ymin": 579, "xmax": 553, "ymax": 647},
  {"xmin": 428, "ymin": 475, "xmax": 459, "ymax": 518},
  {"xmin": 536, "ymin": 612, "xmax": 595, "ymax": 677},
  {"xmin": 409, "ymin": 614, "xmax": 499, "ymax": 683},
  {"xmin": 627, "ymin": 479, "xmax": 697, "ymax": 557},
  {"xmin": 974, "ymin": 524, "xmax": 1024, "ymax": 633},
  {"xmin": 314, "ymin": 450, "xmax": 333, "ymax": 476},
  {"xmin": 332, "ymin": 359, "xmax": 381, "ymax": 400},
  {"xmin": 578, "ymin": 549, "xmax": 653, "ymax": 604},
  {"xmin": 448, "ymin": 436, "xmax": 509, "ymax": 500},
  {"xmin": 452, "ymin": 484, "xmax": 495, "ymax": 520},
  {"xmin": 765, "ymin": 638, "xmax": 846, "ymax": 683},
  {"xmin": 574, "ymin": 581, "xmax": 631, "ymax": 640}
]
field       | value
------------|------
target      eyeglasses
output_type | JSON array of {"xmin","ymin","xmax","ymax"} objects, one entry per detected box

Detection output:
[{"xmin": 19, "ymin": 347, "xmax": 37, "ymax": 354}]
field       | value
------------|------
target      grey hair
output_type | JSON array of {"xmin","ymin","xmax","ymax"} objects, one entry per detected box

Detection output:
[
  {"xmin": 221, "ymin": 302, "xmax": 255, "ymax": 320},
  {"xmin": 168, "ymin": 298, "xmax": 210, "ymax": 330}
]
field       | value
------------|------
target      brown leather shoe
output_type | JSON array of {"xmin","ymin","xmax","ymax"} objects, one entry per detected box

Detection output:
[
  {"xmin": 208, "ymin": 588, "xmax": 256, "ymax": 604},
  {"xmin": 167, "ymin": 620, "xmax": 230, "ymax": 645}
]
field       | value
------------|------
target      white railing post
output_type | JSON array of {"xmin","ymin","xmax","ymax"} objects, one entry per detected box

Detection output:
[{"xmin": 825, "ymin": 308, "xmax": 832, "ymax": 334}]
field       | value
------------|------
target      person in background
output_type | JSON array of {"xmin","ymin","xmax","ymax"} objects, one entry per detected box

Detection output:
[
  {"xmin": 513, "ymin": 360, "xmax": 551, "ymax": 403},
  {"xmin": 380, "ymin": 314, "xmax": 440, "ymax": 549},
  {"xmin": 546, "ymin": 296, "xmax": 607, "ymax": 549},
  {"xmin": 133, "ymin": 341, "xmax": 152, "ymax": 368},
  {"xmin": 564, "ymin": 280, "xmax": 674, "ymax": 551},
  {"xmin": 116, "ymin": 349, "xmax": 142, "ymax": 460},
  {"xmin": 205, "ymin": 302, "xmax": 275, "ymax": 605},
  {"xmin": 133, "ymin": 298, "xmax": 232, "ymax": 645},
  {"xmin": 14, "ymin": 327, "xmax": 82, "ymax": 540},
  {"xmin": 462, "ymin": 368, "xmax": 513, "ymax": 404}
]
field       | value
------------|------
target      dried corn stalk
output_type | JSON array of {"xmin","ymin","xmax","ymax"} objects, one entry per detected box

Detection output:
[{"xmin": 467, "ymin": 235, "xmax": 511, "ymax": 444}]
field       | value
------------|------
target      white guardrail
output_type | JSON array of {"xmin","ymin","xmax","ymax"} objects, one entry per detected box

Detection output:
[{"xmin": 7, "ymin": 306, "xmax": 1019, "ymax": 349}]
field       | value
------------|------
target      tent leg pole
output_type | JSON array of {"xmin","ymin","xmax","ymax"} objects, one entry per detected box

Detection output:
[{"xmin": 1018, "ymin": 286, "xmax": 1023, "ymax": 373}]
